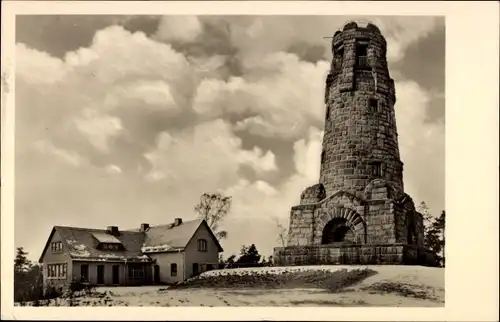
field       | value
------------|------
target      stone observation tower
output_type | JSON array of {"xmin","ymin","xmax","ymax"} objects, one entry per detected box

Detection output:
[{"xmin": 273, "ymin": 21, "xmax": 437, "ymax": 266}]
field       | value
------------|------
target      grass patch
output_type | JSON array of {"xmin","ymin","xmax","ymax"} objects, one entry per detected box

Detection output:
[{"xmin": 360, "ymin": 282, "xmax": 440, "ymax": 302}]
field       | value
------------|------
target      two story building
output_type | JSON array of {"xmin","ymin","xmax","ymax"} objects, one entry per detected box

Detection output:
[{"xmin": 38, "ymin": 218, "xmax": 223, "ymax": 291}]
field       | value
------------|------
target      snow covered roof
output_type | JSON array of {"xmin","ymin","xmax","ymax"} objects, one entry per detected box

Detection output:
[
  {"xmin": 40, "ymin": 226, "xmax": 150, "ymax": 263},
  {"xmin": 141, "ymin": 219, "xmax": 223, "ymax": 253},
  {"xmin": 142, "ymin": 219, "xmax": 214, "ymax": 252}
]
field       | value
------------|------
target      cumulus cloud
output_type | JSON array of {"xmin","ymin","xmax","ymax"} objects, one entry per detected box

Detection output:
[
  {"xmin": 16, "ymin": 25, "xmax": 198, "ymax": 171},
  {"xmin": 144, "ymin": 119, "xmax": 277, "ymax": 194},
  {"xmin": 193, "ymin": 52, "xmax": 329, "ymax": 139},
  {"xmin": 154, "ymin": 16, "xmax": 203, "ymax": 43},
  {"xmin": 73, "ymin": 109, "xmax": 124, "ymax": 153}
]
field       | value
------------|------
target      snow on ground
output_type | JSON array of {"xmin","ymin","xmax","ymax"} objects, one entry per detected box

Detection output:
[{"xmin": 17, "ymin": 265, "xmax": 445, "ymax": 307}]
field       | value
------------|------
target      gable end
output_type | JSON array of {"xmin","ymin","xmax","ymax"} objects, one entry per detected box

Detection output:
[{"xmin": 185, "ymin": 220, "xmax": 224, "ymax": 253}]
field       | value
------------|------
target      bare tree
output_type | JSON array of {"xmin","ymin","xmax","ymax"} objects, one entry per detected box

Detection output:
[
  {"xmin": 273, "ymin": 217, "xmax": 297, "ymax": 247},
  {"xmin": 194, "ymin": 192, "xmax": 232, "ymax": 240},
  {"xmin": 417, "ymin": 201, "xmax": 433, "ymax": 228}
]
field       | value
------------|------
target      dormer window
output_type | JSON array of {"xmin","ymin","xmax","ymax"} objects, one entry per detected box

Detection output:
[
  {"xmin": 99, "ymin": 243, "xmax": 121, "ymax": 251},
  {"xmin": 51, "ymin": 241, "xmax": 63, "ymax": 253},
  {"xmin": 197, "ymin": 239, "xmax": 208, "ymax": 252}
]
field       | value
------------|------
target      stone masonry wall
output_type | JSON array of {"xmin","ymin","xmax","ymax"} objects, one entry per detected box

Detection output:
[
  {"xmin": 365, "ymin": 200, "xmax": 396, "ymax": 244},
  {"xmin": 288, "ymin": 205, "xmax": 315, "ymax": 246},
  {"xmin": 319, "ymin": 22, "xmax": 403, "ymax": 198},
  {"xmin": 273, "ymin": 243, "xmax": 438, "ymax": 267}
]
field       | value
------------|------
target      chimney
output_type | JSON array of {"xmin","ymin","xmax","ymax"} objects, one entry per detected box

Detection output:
[
  {"xmin": 107, "ymin": 226, "xmax": 119, "ymax": 236},
  {"xmin": 140, "ymin": 223, "xmax": 150, "ymax": 232},
  {"xmin": 174, "ymin": 218, "xmax": 182, "ymax": 226}
]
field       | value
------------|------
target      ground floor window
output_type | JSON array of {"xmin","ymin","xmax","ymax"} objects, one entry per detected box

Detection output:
[
  {"xmin": 80, "ymin": 264, "xmax": 89, "ymax": 282},
  {"xmin": 47, "ymin": 263, "xmax": 67, "ymax": 279},
  {"xmin": 128, "ymin": 264, "xmax": 145, "ymax": 279},
  {"xmin": 170, "ymin": 263, "xmax": 177, "ymax": 276}
]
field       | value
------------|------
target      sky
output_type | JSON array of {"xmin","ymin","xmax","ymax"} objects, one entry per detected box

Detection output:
[{"xmin": 14, "ymin": 15, "xmax": 445, "ymax": 261}]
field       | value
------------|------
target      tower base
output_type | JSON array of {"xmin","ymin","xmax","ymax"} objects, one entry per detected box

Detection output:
[{"xmin": 273, "ymin": 243, "xmax": 439, "ymax": 267}]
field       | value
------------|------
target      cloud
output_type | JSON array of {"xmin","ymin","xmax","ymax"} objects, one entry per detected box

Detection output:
[
  {"xmin": 193, "ymin": 52, "xmax": 329, "ymax": 139},
  {"xmin": 144, "ymin": 119, "xmax": 277, "ymax": 194},
  {"xmin": 196, "ymin": 16, "xmax": 441, "ymax": 66},
  {"xmin": 16, "ymin": 43, "xmax": 68, "ymax": 84},
  {"xmin": 154, "ymin": 16, "xmax": 203, "ymax": 43},
  {"xmin": 32, "ymin": 140, "xmax": 86, "ymax": 167},
  {"xmin": 105, "ymin": 164, "xmax": 123, "ymax": 175},
  {"xmin": 73, "ymin": 109, "xmax": 124, "ymax": 152},
  {"xmin": 16, "ymin": 25, "xmax": 198, "ymax": 174}
]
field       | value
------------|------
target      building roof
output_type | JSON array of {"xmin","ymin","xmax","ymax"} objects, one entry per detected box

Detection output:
[
  {"xmin": 39, "ymin": 226, "xmax": 150, "ymax": 263},
  {"xmin": 141, "ymin": 219, "xmax": 223, "ymax": 253},
  {"xmin": 39, "ymin": 218, "xmax": 223, "ymax": 263}
]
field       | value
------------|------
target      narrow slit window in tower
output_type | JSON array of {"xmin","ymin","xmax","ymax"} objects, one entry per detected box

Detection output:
[
  {"xmin": 321, "ymin": 150, "xmax": 326, "ymax": 164},
  {"xmin": 372, "ymin": 162, "xmax": 382, "ymax": 177},
  {"xmin": 369, "ymin": 98, "xmax": 379, "ymax": 113},
  {"xmin": 326, "ymin": 104, "xmax": 331, "ymax": 119},
  {"xmin": 333, "ymin": 44, "xmax": 344, "ymax": 70}
]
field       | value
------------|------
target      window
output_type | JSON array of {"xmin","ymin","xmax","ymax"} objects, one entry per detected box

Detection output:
[
  {"xmin": 356, "ymin": 42, "xmax": 370, "ymax": 70},
  {"xmin": 321, "ymin": 150, "xmax": 326, "ymax": 164},
  {"xmin": 334, "ymin": 45, "xmax": 344, "ymax": 69},
  {"xmin": 197, "ymin": 239, "xmax": 208, "ymax": 252},
  {"xmin": 371, "ymin": 162, "xmax": 385, "ymax": 177},
  {"xmin": 128, "ymin": 264, "xmax": 145, "ymax": 279},
  {"xmin": 356, "ymin": 43, "xmax": 368, "ymax": 57},
  {"xmin": 369, "ymin": 98, "xmax": 379, "ymax": 113},
  {"xmin": 101, "ymin": 243, "xmax": 120, "ymax": 251},
  {"xmin": 325, "ymin": 105, "xmax": 331, "ymax": 119},
  {"xmin": 51, "ymin": 241, "xmax": 63, "ymax": 253},
  {"xmin": 81, "ymin": 264, "xmax": 89, "ymax": 282},
  {"xmin": 47, "ymin": 263, "xmax": 67, "ymax": 279},
  {"xmin": 170, "ymin": 263, "xmax": 177, "ymax": 276}
]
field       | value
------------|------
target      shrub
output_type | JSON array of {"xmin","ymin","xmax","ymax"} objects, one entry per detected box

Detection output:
[{"xmin": 44, "ymin": 285, "xmax": 63, "ymax": 300}]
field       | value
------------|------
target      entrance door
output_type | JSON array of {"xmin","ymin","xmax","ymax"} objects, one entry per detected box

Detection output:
[
  {"xmin": 192, "ymin": 263, "xmax": 199, "ymax": 276},
  {"xmin": 97, "ymin": 265, "xmax": 105, "ymax": 285},
  {"xmin": 112, "ymin": 265, "xmax": 120, "ymax": 284},
  {"xmin": 154, "ymin": 265, "xmax": 160, "ymax": 284},
  {"xmin": 81, "ymin": 264, "xmax": 89, "ymax": 282}
]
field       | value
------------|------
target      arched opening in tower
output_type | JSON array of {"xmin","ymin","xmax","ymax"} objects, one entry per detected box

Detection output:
[{"xmin": 321, "ymin": 218, "xmax": 356, "ymax": 244}]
